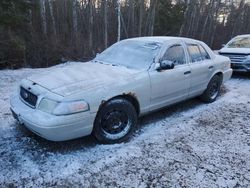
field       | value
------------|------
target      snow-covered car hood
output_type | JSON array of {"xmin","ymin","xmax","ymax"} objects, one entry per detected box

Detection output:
[
  {"xmin": 219, "ymin": 47, "xmax": 250, "ymax": 54},
  {"xmin": 27, "ymin": 62, "xmax": 141, "ymax": 96}
]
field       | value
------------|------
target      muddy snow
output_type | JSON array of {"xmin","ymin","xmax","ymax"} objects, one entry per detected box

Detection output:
[{"xmin": 0, "ymin": 66, "xmax": 250, "ymax": 187}]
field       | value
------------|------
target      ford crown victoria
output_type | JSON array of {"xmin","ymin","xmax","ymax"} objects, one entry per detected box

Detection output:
[{"xmin": 10, "ymin": 37, "xmax": 232, "ymax": 144}]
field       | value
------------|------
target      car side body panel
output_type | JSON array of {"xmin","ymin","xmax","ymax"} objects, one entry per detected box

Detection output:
[{"xmin": 148, "ymin": 64, "xmax": 191, "ymax": 111}]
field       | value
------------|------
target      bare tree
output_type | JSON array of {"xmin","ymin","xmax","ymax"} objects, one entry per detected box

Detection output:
[
  {"xmin": 40, "ymin": 0, "xmax": 47, "ymax": 35},
  {"xmin": 88, "ymin": 0, "xmax": 94, "ymax": 55},
  {"xmin": 117, "ymin": 0, "xmax": 121, "ymax": 41},
  {"xmin": 73, "ymin": 0, "xmax": 78, "ymax": 35},
  {"xmin": 103, "ymin": 0, "xmax": 108, "ymax": 48},
  {"xmin": 149, "ymin": 0, "xmax": 158, "ymax": 36},
  {"xmin": 2, "ymin": 0, "xmax": 250, "ymax": 69},
  {"xmin": 138, "ymin": 0, "xmax": 144, "ymax": 37},
  {"xmin": 48, "ymin": 0, "xmax": 56, "ymax": 36},
  {"xmin": 179, "ymin": 0, "xmax": 191, "ymax": 36}
]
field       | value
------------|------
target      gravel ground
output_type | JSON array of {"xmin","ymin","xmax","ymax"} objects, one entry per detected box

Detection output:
[{"xmin": 0, "ymin": 67, "xmax": 250, "ymax": 188}]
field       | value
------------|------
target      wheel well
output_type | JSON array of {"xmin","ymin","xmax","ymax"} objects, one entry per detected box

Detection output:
[
  {"xmin": 99, "ymin": 94, "xmax": 140, "ymax": 115},
  {"xmin": 215, "ymin": 72, "xmax": 223, "ymax": 82},
  {"xmin": 215, "ymin": 72, "xmax": 223, "ymax": 80}
]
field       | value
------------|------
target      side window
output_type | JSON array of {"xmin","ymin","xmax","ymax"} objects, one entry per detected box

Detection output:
[
  {"xmin": 187, "ymin": 44, "xmax": 203, "ymax": 63},
  {"xmin": 199, "ymin": 44, "xmax": 211, "ymax": 60},
  {"xmin": 162, "ymin": 45, "xmax": 186, "ymax": 66}
]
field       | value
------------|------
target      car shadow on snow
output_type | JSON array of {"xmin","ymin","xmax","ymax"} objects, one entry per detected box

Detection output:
[
  {"xmin": 137, "ymin": 82, "xmax": 231, "ymax": 131},
  {"xmin": 137, "ymin": 98, "xmax": 201, "ymax": 130},
  {"xmin": 13, "ymin": 122, "xmax": 98, "ymax": 154},
  {"xmin": 13, "ymin": 99, "xmax": 203, "ymax": 155}
]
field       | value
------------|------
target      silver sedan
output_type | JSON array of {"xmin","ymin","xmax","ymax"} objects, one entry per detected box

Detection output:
[{"xmin": 10, "ymin": 37, "xmax": 232, "ymax": 144}]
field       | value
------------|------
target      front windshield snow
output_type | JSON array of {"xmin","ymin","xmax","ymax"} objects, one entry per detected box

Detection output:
[
  {"xmin": 94, "ymin": 40, "xmax": 161, "ymax": 70},
  {"xmin": 227, "ymin": 36, "xmax": 250, "ymax": 48}
]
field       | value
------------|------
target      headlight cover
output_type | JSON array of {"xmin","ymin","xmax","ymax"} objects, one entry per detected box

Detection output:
[
  {"xmin": 38, "ymin": 98, "xmax": 58, "ymax": 114},
  {"xmin": 38, "ymin": 98, "xmax": 89, "ymax": 115}
]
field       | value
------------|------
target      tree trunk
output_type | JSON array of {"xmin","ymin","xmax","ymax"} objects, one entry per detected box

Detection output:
[
  {"xmin": 209, "ymin": 0, "xmax": 221, "ymax": 47},
  {"xmin": 40, "ymin": 0, "xmax": 47, "ymax": 35},
  {"xmin": 88, "ymin": 0, "xmax": 94, "ymax": 55},
  {"xmin": 73, "ymin": 0, "xmax": 78, "ymax": 35},
  {"xmin": 103, "ymin": 0, "xmax": 108, "ymax": 48},
  {"xmin": 48, "ymin": 0, "xmax": 56, "ymax": 36},
  {"xmin": 232, "ymin": 0, "xmax": 245, "ymax": 37},
  {"xmin": 117, "ymin": 0, "xmax": 121, "ymax": 41},
  {"xmin": 130, "ymin": 0, "xmax": 135, "ymax": 37},
  {"xmin": 201, "ymin": 0, "xmax": 215, "ymax": 40},
  {"xmin": 138, "ymin": 0, "xmax": 144, "ymax": 37},
  {"xmin": 179, "ymin": 0, "xmax": 190, "ymax": 36}
]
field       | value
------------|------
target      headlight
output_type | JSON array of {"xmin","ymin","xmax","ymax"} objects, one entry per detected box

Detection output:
[
  {"xmin": 53, "ymin": 100, "xmax": 89, "ymax": 115},
  {"xmin": 38, "ymin": 98, "xmax": 89, "ymax": 115},
  {"xmin": 38, "ymin": 98, "xmax": 58, "ymax": 114}
]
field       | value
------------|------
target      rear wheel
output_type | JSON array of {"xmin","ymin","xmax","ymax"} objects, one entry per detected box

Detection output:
[
  {"xmin": 93, "ymin": 98, "xmax": 137, "ymax": 144},
  {"xmin": 200, "ymin": 75, "xmax": 222, "ymax": 103}
]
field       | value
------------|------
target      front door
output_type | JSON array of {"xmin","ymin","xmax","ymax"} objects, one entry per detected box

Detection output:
[{"xmin": 149, "ymin": 44, "xmax": 191, "ymax": 111}]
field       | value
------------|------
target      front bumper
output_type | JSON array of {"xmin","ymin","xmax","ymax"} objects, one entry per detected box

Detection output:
[
  {"xmin": 231, "ymin": 62, "xmax": 250, "ymax": 72},
  {"xmin": 10, "ymin": 95, "xmax": 96, "ymax": 141}
]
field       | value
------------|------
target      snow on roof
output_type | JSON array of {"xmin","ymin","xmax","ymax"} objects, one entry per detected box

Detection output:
[
  {"xmin": 236, "ymin": 34, "xmax": 250, "ymax": 38},
  {"xmin": 123, "ymin": 36, "xmax": 202, "ymax": 44}
]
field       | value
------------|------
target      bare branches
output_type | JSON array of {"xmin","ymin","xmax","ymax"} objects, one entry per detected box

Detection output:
[{"xmin": 1, "ymin": 0, "xmax": 250, "ymax": 69}]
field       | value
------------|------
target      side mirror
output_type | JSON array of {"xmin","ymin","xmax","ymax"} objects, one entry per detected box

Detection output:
[
  {"xmin": 157, "ymin": 60, "xmax": 175, "ymax": 71},
  {"xmin": 222, "ymin": 44, "xmax": 226, "ymax": 47}
]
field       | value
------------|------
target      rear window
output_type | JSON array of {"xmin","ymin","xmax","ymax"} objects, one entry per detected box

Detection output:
[{"xmin": 187, "ymin": 44, "xmax": 203, "ymax": 62}]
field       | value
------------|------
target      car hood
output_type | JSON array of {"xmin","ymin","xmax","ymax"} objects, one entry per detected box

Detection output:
[
  {"xmin": 27, "ymin": 62, "xmax": 141, "ymax": 96},
  {"xmin": 219, "ymin": 47, "xmax": 250, "ymax": 54}
]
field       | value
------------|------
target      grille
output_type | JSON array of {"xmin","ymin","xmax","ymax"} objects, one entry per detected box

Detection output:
[
  {"xmin": 20, "ymin": 87, "xmax": 38, "ymax": 108},
  {"xmin": 219, "ymin": 53, "xmax": 248, "ymax": 63}
]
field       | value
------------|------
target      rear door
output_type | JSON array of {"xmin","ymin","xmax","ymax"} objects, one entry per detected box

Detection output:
[{"xmin": 186, "ymin": 43, "xmax": 214, "ymax": 97}]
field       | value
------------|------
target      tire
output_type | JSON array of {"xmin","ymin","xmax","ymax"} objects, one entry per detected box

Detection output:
[
  {"xmin": 200, "ymin": 75, "xmax": 222, "ymax": 103},
  {"xmin": 93, "ymin": 98, "xmax": 137, "ymax": 144}
]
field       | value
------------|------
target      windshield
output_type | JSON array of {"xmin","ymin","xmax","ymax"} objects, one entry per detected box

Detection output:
[
  {"xmin": 227, "ymin": 36, "xmax": 250, "ymax": 48},
  {"xmin": 94, "ymin": 40, "xmax": 161, "ymax": 70}
]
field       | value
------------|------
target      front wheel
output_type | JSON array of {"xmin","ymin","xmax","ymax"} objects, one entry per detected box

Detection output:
[
  {"xmin": 200, "ymin": 75, "xmax": 222, "ymax": 103},
  {"xmin": 93, "ymin": 98, "xmax": 137, "ymax": 144}
]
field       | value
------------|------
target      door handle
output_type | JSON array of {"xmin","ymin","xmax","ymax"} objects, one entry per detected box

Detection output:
[
  {"xmin": 184, "ymin": 71, "xmax": 191, "ymax": 75},
  {"xmin": 209, "ymin": 66, "xmax": 214, "ymax": 69}
]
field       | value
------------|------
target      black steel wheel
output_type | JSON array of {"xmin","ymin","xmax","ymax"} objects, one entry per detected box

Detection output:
[
  {"xmin": 200, "ymin": 75, "xmax": 222, "ymax": 103},
  {"xmin": 93, "ymin": 98, "xmax": 137, "ymax": 144}
]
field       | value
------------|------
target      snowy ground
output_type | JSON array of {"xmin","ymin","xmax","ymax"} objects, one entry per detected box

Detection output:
[{"xmin": 0, "ymin": 66, "xmax": 250, "ymax": 187}]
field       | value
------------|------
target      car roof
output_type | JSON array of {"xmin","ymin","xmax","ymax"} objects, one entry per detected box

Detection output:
[
  {"xmin": 124, "ymin": 36, "xmax": 202, "ymax": 44},
  {"xmin": 235, "ymin": 34, "xmax": 250, "ymax": 38},
  {"xmin": 125, "ymin": 36, "xmax": 215, "ymax": 60}
]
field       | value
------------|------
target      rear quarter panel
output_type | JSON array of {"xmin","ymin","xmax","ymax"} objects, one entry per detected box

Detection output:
[{"xmin": 212, "ymin": 54, "xmax": 232, "ymax": 83}]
